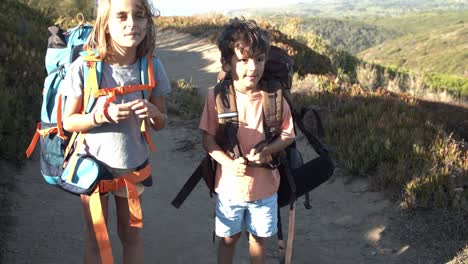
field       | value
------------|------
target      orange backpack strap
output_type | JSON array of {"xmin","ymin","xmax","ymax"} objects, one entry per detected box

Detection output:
[
  {"xmin": 141, "ymin": 56, "xmax": 156, "ymax": 151},
  {"xmin": 26, "ymin": 123, "xmax": 61, "ymax": 158},
  {"xmin": 85, "ymin": 192, "xmax": 114, "ymax": 264},
  {"xmin": 83, "ymin": 60, "xmax": 99, "ymax": 113},
  {"xmin": 86, "ymin": 162, "xmax": 151, "ymax": 264},
  {"xmin": 86, "ymin": 163, "xmax": 151, "ymax": 264}
]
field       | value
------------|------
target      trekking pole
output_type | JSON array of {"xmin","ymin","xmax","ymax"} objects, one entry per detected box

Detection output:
[
  {"xmin": 280, "ymin": 151, "xmax": 297, "ymax": 264},
  {"xmin": 285, "ymin": 203, "xmax": 296, "ymax": 264}
]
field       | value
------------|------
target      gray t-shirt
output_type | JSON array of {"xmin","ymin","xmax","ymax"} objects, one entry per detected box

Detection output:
[{"xmin": 62, "ymin": 56, "xmax": 171, "ymax": 169}]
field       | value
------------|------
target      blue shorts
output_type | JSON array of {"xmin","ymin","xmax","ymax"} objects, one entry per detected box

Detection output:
[{"xmin": 215, "ymin": 193, "xmax": 278, "ymax": 238}]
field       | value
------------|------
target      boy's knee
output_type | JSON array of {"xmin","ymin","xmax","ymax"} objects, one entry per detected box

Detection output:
[
  {"xmin": 248, "ymin": 233, "xmax": 265, "ymax": 245},
  {"xmin": 221, "ymin": 233, "xmax": 241, "ymax": 247}
]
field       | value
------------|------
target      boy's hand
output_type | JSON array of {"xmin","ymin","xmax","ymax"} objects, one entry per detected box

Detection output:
[
  {"xmin": 245, "ymin": 148, "xmax": 270, "ymax": 165},
  {"xmin": 232, "ymin": 157, "xmax": 247, "ymax": 177}
]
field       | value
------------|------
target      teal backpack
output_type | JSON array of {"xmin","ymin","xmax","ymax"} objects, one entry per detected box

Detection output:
[
  {"xmin": 26, "ymin": 22, "xmax": 93, "ymax": 184},
  {"xmin": 26, "ymin": 21, "xmax": 156, "ymax": 189}
]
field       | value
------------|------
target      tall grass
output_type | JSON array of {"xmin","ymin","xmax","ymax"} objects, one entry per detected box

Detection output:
[{"xmin": 293, "ymin": 75, "xmax": 467, "ymax": 209}]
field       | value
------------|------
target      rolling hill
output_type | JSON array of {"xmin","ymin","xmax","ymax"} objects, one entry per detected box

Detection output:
[
  {"xmin": 358, "ymin": 12, "xmax": 468, "ymax": 76},
  {"xmin": 227, "ymin": 0, "xmax": 467, "ymax": 18},
  {"xmin": 231, "ymin": 6, "xmax": 468, "ymax": 77}
]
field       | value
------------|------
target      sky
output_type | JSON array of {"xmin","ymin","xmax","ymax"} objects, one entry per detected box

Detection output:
[{"xmin": 151, "ymin": 0, "xmax": 309, "ymax": 16}]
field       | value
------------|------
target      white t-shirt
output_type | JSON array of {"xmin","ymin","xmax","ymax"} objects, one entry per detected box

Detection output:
[{"xmin": 62, "ymin": 56, "xmax": 171, "ymax": 169}]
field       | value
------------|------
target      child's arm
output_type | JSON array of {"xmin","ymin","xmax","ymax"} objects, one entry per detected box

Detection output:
[
  {"xmin": 247, "ymin": 97, "xmax": 296, "ymax": 165},
  {"xmin": 130, "ymin": 96, "xmax": 168, "ymax": 131},
  {"xmin": 246, "ymin": 136, "xmax": 295, "ymax": 165},
  {"xmin": 203, "ymin": 131, "xmax": 247, "ymax": 177},
  {"xmin": 62, "ymin": 96, "xmax": 135, "ymax": 132}
]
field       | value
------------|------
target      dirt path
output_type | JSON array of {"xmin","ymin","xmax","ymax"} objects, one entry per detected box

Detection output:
[{"xmin": 4, "ymin": 30, "xmax": 435, "ymax": 264}]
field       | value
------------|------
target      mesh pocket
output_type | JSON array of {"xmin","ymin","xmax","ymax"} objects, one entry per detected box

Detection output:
[{"xmin": 40, "ymin": 122, "xmax": 67, "ymax": 178}]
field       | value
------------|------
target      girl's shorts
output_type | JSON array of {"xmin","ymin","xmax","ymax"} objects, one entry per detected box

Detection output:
[
  {"xmin": 215, "ymin": 193, "xmax": 278, "ymax": 238},
  {"xmin": 103, "ymin": 167, "xmax": 145, "ymax": 198}
]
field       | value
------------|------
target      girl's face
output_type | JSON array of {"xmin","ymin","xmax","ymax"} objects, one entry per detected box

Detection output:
[{"xmin": 107, "ymin": 0, "xmax": 148, "ymax": 51}]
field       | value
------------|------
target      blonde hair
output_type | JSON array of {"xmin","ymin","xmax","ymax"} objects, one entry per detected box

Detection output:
[{"xmin": 84, "ymin": 0, "xmax": 157, "ymax": 59}]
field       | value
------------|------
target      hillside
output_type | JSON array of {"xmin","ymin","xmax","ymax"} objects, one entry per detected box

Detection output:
[
  {"xmin": 228, "ymin": 0, "xmax": 468, "ymax": 18},
  {"xmin": 240, "ymin": 10, "xmax": 468, "ymax": 77},
  {"xmin": 358, "ymin": 19, "xmax": 467, "ymax": 76},
  {"xmin": 0, "ymin": 0, "xmax": 51, "ymax": 160},
  {"xmin": 266, "ymin": 16, "xmax": 398, "ymax": 54}
]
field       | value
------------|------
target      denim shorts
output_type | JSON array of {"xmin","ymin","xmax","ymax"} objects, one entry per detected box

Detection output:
[{"xmin": 215, "ymin": 193, "xmax": 278, "ymax": 238}]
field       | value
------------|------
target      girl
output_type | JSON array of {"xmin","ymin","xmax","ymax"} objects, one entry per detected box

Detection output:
[{"xmin": 62, "ymin": 0, "xmax": 171, "ymax": 263}]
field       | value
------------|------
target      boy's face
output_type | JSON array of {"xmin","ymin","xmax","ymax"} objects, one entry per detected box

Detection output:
[{"xmin": 227, "ymin": 48, "xmax": 266, "ymax": 90}]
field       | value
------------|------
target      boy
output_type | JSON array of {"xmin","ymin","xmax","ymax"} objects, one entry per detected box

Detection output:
[{"xmin": 199, "ymin": 18, "xmax": 295, "ymax": 264}]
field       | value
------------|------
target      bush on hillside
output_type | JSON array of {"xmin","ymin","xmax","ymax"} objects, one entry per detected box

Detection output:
[
  {"xmin": 167, "ymin": 80, "xmax": 204, "ymax": 120},
  {"xmin": 293, "ymin": 76, "xmax": 467, "ymax": 209},
  {"xmin": 0, "ymin": 0, "xmax": 52, "ymax": 162},
  {"xmin": 18, "ymin": 0, "xmax": 95, "ymax": 20}
]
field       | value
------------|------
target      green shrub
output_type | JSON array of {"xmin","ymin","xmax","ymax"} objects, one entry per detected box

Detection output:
[
  {"xmin": 167, "ymin": 79, "xmax": 204, "ymax": 120},
  {"xmin": 0, "ymin": 0, "xmax": 52, "ymax": 162},
  {"xmin": 424, "ymin": 73, "xmax": 468, "ymax": 99},
  {"xmin": 293, "ymin": 79, "xmax": 467, "ymax": 209}
]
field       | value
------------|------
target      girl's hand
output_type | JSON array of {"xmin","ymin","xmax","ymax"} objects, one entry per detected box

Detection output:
[
  {"xmin": 231, "ymin": 157, "xmax": 247, "ymax": 177},
  {"xmin": 105, "ymin": 101, "xmax": 135, "ymax": 123},
  {"xmin": 129, "ymin": 99, "xmax": 161, "ymax": 119}
]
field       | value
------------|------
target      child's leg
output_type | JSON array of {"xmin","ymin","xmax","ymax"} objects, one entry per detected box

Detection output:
[
  {"xmin": 245, "ymin": 193, "xmax": 278, "ymax": 264},
  {"xmin": 218, "ymin": 233, "xmax": 241, "ymax": 264},
  {"xmin": 215, "ymin": 194, "xmax": 245, "ymax": 264},
  {"xmin": 81, "ymin": 194, "xmax": 110, "ymax": 264},
  {"xmin": 248, "ymin": 233, "xmax": 266, "ymax": 264},
  {"xmin": 115, "ymin": 195, "xmax": 143, "ymax": 264}
]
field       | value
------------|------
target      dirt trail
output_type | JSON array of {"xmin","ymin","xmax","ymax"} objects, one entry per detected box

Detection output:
[{"xmin": 4, "ymin": 30, "xmax": 424, "ymax": 264}]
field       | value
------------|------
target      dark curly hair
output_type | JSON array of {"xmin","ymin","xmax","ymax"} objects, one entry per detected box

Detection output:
[{"xmin": 216, "ymin": 17, "xmax": 271, "ymax": 63}]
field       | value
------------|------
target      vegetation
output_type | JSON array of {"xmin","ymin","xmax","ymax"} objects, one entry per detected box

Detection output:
[
  {"xmin": 19, "ymin": 0, "xmax": 95, "ymax": 20},
  {"xmin": 0, "ymin": 0, "xmax": 52, "ymax": 162},
  {"xmin": 167, "ymin": 80, "xmax": 204, "ymax": 120},
  {"xmin": 252, "ymin": 10, "xmax": 468, "ymax": 77},
  {"xmin": 293, "ymin": 75, "xmax": 467, "ymax": 209},
  {"xmin": 227, "ymin": 0, "xmax": 468, "ymax": 18},
  {"xmin": 255, "ymin": 15, "xmax": 399, "ymax": 54},
  {"xmin": 157, "ymin": 15, "xmax": 468, "ymax": 102},
  {"xmin": 358, "ymin": 16, "xmax": 468, "ymax": 76}
]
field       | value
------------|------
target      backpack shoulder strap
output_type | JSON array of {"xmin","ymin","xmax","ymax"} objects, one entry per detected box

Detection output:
[
  {"xmin": 139, "ymin": 56, "xmax": 157, "ymax": 100},
  {"xmin": 80, "ymin": 50, "xmax": 102, "ymax": 114},
  {"xmin": 261, "ymin": 80, "xmax": 283, "ymax": 142},
  {"xmin": 214, "ymin": 80, "xmax": 241, "ymax": 158}
]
